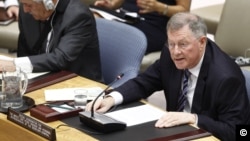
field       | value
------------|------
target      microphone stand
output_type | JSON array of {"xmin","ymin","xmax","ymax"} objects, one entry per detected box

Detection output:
[
  {"xmin": 79, "ymin": 74, "xmax": 126, "ymax": 133},
  {"xmin": 90, "ymin": 74, "xmax": 123, "ymax": 117}
]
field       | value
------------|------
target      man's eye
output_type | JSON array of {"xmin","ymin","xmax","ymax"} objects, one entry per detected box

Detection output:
[
  {"xmin": 179, "ymin": 43, "xmax": 187, "ymax": 47},
  {"xmin": 168, "ymin": 43, "xmax": 174, "ymax": 48}
]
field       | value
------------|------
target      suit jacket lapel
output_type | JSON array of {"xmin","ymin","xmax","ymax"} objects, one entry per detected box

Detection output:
[
  {"xmin": 191, "ymin": 44, "xmax": 211, "ymax": 113},
  {"xmin": 167, "ymin": 68, "xmax": 183, "ymax": 111}
]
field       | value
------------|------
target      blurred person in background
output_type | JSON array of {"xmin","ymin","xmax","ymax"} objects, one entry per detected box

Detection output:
[
  {"xmin": 0, "ymin": 0, "xmax": 102, "ymax": 82},
  {"xmin": 93, "ymin": 0, "xmax": 191, "ymax": 54}
]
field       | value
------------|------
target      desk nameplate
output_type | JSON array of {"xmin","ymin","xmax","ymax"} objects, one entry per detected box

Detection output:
[{"xmin": 7, "ymin": 108, "xmax": 56, "ymax": 141}]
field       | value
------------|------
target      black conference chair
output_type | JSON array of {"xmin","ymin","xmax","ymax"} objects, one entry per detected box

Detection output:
[{"xmin": 95, "ymin": 18, "xmax": 147, "ymax": 88}]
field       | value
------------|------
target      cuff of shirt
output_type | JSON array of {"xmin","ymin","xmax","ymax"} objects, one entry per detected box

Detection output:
[
  {"xmin": 4, "ymin": 0, "xmax": 19, "ymax": 8},
  {"xmin": 108, "ymin": 91, "xmax": 123, "ymax": 105},
  {"xmin": 14, "ymin": 57, "xmax": 33, "ymax": 73},
  {"xmin": 193, "ymin": 113, "xmax": 198, "ymax": 125}
]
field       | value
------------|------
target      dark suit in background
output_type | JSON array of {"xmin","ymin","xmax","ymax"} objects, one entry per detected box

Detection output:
[
  {"xmin": 18, "ymin": 0, "xmax": 102, "ymax": 81},
  {"xmin": 115, "ymin": 39, "xmax": 250, "ymax": 140}
]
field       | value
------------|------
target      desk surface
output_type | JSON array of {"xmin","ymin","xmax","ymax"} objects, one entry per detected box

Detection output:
[{"xmin": 0, "ymin": 74, "xmax": 219, "ymax": 141}]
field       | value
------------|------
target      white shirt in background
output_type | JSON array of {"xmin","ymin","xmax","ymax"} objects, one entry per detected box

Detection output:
[{"xmin": 4, "ymin": 0, "xmax": 19, "ymax": 8}]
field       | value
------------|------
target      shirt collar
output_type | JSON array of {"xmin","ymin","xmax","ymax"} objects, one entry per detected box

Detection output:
[{"xmin": 188, "ymin": 52, "xmax": 205, "ymax": 77}]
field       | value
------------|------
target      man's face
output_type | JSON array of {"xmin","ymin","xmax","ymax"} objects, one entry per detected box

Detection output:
[
  {"xmin": 167, "ymin": 25, "xmax": 206, "ymax": 70},
  {"xmin": 19, "ymin": 0, "xmax": 51, "ymax": 21}
]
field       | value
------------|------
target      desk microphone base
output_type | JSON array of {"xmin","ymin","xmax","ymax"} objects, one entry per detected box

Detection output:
[{"xmin": 79, "ymin": 111, "xmax": 126, "ymax": 133}]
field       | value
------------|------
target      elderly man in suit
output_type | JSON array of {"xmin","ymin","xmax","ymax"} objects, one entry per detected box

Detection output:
[
  {"xmin": 86, "ymin": 12, "xmax": 250, "ymax": 141},
  {"xmin": 0, "ymin": 0, "xmax": 102, "ymax": 81}
]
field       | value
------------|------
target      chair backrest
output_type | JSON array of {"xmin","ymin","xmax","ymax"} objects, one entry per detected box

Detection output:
[
  {"xmin": 214, "ymin": 0, "xmax": 250, "ymax": 57},
  {"xmin": 95, "ymin": 18, "xmax": 147, "ymax": 88},
  {"xmin": 241, "ymin": 69, "xmax": 250, "ymax": 102}
]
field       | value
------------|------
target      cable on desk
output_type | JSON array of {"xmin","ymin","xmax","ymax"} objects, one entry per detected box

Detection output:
[{"xmin": 55, "ymin": 124, "xmax": 104, "ymax": 135}]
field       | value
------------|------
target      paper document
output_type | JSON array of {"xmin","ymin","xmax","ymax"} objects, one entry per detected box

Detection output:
[
  {"xmin": 105, "ymin": 104, "xmax": 166, "ymax": 127},
  {"xmin": 44, "ymin": 87, "xmax": 103, "ymax": 101},
  {"xmin": 27, "ymin": 72, "xmax": 49, "ymax": 79},
  {"xmin": 50, "ymin": 104, "xmax": 75, "ymax": 113},
  {"xmin": 90, "ymin": 8, "xmax": 127, "ymax": 22}
]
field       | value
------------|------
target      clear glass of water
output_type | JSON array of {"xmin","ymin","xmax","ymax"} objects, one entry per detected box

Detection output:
[{"xmin": 74, "ymin": 89, "xmax": 88, "ymax": 109}]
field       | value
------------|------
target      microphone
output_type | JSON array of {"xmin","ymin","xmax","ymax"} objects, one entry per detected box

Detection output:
[{"xmin": 79, "ymin": 73, "xmax": 126, "ymax": 133}]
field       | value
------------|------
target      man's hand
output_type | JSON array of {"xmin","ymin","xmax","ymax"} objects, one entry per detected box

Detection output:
[
  {"xmin": 155, "ymin": 112, "xmax": 196, "ymax": 128},
  {"xmin": 94, "ymin": 0, "xmax": 113, "ymax": 9},
  {"xmin": 6, "ymin": 6, "xmax": 19, "ymax": 20},
  {"xmin": 0, "ymin": 55, "xmax": 15, "ymax": 71},
  {"xmin": 85, "ymin": 96, "xmax": 115, "ymax": 113},
  {"xmin": 137, "ymin": 0, "xmax": 158, "ymax": 14}
]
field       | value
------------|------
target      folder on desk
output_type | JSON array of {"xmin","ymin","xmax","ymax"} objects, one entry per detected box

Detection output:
[
  {"xmin": 26, "ymin": 71, "xmax": 77, "ymax": 93},
  {"xmin": 30, "ymin": 102, "xmax": 83, "ymax": 122}
]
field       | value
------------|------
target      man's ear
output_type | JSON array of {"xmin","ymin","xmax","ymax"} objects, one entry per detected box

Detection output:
[{"xmin": 199, "ymin": 36, "xmax": 207, "ymax": 49}]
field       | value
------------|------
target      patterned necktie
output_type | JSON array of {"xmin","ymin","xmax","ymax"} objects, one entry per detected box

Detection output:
[{"xmin": 177, "ymin": 70, "xmax": 191, "ymax": 111}]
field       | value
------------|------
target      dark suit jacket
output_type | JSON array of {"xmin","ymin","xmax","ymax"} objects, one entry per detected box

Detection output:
[
  {"xmin": 115, "ymin": 39, "xmax": 250, "ymax": 141},
  {"xmin": 17, "ymin": 0, "xmax": 102, "ymax": 81}
]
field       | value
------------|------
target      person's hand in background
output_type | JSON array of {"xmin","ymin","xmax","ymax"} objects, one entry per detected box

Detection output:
[
  {"xmin": 0, "ymin": 55, "xmax": 15, "ymax": 72},
  {"xmin": 94, "ymin": 0, "xmax": 114, "ymax": 9},
  {"xmin": 6, "ymin": 5, "xmax": 19, "ymax": 20},
  {"xmin": 137, "ymin": 0, "xmax": 159, "ymax": 14}
]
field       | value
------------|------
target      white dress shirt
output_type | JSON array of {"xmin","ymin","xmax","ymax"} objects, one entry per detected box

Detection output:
[
  {"xmin": 14, "ymin": 57, "xmax": 33, "ymax": 73},
  {"xmin": 4, "ymin": 0, "xmax": 19, "ymax": 8},
  {"xmin": 184, "ymin": 53, "xmax": 204, "ymax": 113}
]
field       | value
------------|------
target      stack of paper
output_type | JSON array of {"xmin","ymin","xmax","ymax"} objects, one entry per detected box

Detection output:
[
  {"xmin": 105, "ymin": 105, "xmax": 166, "ymax": 127},
  {"xmin": 44, "ymin": 87, "xmax": 103, "ymax": 101}
]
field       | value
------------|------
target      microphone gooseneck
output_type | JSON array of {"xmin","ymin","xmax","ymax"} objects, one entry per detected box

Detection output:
[
  {"xmin": 79, "ymin": 73, "xmax": 127, "ymax": 133},
  {"xmin": 90, "ymin": 73, "xmax": 124, "ymax": 118}
]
